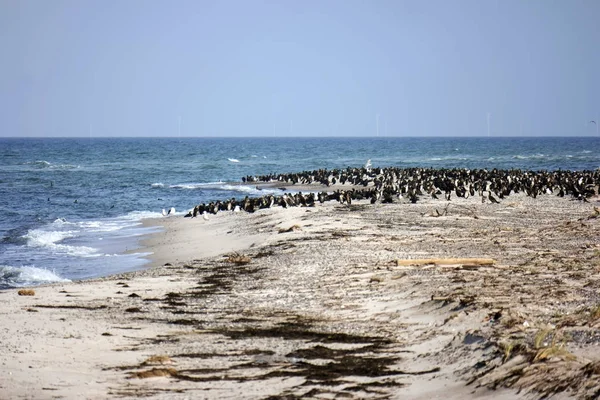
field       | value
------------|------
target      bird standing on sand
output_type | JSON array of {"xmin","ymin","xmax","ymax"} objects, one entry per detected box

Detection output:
[{"xmin": 488, "ymin": 192, "xmax": 500, "ymax": 204}]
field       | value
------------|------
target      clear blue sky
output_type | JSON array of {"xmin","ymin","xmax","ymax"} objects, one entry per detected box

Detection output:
[{"xmin": 1, "ymin": 0, "xmax": 599, "ymax": 137}]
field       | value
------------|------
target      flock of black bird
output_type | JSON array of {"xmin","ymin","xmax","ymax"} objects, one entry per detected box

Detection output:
[{"xmin": 186, "ymin": 166, "xmax": 600, "ymax": 217}]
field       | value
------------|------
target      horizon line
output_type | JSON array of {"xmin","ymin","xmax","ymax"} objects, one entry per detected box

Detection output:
[{"xmin": 1, "ymin": 134, "xmax": 599, "ymax": 139}]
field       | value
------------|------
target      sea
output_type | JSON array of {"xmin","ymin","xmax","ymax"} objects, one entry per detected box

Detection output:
[{"xmin": 1, "ymin": 136, "xmax": 599, "ymax": 289}]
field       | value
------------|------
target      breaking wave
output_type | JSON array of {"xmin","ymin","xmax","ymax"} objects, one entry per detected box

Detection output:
[{"xmin": 0, "ymin": 265, "xmax": 70, "ymax": 288}]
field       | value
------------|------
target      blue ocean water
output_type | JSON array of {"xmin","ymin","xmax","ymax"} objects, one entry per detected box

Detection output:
[{"xmin": 1, "ymin": 136, "xmax": 599, "ymax": 288}]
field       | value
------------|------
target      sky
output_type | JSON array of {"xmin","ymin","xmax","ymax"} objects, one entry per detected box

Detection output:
[{"xmin": 1, "ymin": 0, "xmax": 599, "ymax": 137}]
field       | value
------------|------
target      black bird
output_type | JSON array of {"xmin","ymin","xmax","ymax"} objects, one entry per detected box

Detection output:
[{"xmin": 489, "ymin": 193, "xmax": 500, "ymax": 204}]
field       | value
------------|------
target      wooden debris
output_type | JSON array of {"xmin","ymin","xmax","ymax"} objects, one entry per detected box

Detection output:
[
  {"xmin": 133, "ymin": 367, "xmax": 177, "ymax": 379},
  {"xmin": 278, "ymin": 224, "xmax": 302, "ymax": 233},
  {"xmin": 431, "ymin": 296, "xmax": 453, "ymax": 304},
  {"xmin": 225, "ymin": 253, "xmax": 252, "ymax": 265},
  {"xmin": 18, "ymin": 289, "xmax": 35, "ymax": 296}
]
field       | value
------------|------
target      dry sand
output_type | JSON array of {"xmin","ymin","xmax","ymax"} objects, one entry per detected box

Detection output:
[{"xmin": 2, "ymin": 192, "xmax": 600, "ymax": 399}]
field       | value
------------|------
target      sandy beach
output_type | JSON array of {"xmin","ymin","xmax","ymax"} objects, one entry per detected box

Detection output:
[{"xmin": 2, "ymin": 191, "xmax": 600, "ymax": 399}]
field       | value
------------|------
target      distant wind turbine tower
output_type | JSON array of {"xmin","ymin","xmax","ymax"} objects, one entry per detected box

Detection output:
[
  {"xmin": 376, "ymin": 113, "xmax": 380, "ymax": 137},
  {"xmin": 487, "ymin": 112, "xmax": 491, "ymax": 137},
  {"xmin": 178, "ymin": 116, "xmax": 182, "ymax": 138}
]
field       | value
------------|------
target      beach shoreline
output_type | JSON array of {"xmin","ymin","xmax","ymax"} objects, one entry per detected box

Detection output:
[{"xmin": 2, "ymin": 192, "xmax": 600, "ymax": 398}]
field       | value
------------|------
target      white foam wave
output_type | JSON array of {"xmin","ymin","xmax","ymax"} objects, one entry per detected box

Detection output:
[
  {"xmin": 55, "ymin": 163, "xmax": 79, "ymax": 170},
  {"xmin": 512, "ymin": 154, "xmax": 546, "ymax": 160},
  {"xmin": 49, "ymin": 213, "xmax": 159, "ymax": 233},
  {"xmin": 27, "ymin": 160, "xmax": 79, "ymax": 170},
  {"xmin": 23, "ymin": 211, "xmax": 162, "ymax": 258},
  {"xmin": 25, "ymin": 229, "xmax": 75, "ymax": 247},
  {"xmin": 228, "ymin": 158, "xmax": 240, "ymax": 163},
  {"xmin": 0, "ymin": 265, "xmax": 71, "ymax": 287},
  {"xmin": 76, "ymin": 220, "xmax": 125, "ymax": 234},
  {"xmin": 169, "ymin": 181, "xmax": 225, "ymax": 190},
  {"xmin": 49, "ymin": 218, "xmax": 120, "ymax": 234},
  {"xmin": 151, "ymin": 182, "xmax": 165, "ymax": 188},
  {"xmin": 51, "ymin": 217, "xmax": 71, "ymax": 226},
  {"xmin": 219, "ymin": 184, "xmax": 286, "ymax": 196},
  {"xmin": 119, "ymin": 210, "xmax": 164, "ymax": 221},
  {"xmin": 429, "ymin": 156, "xmax": 468, "ymax": 162},
  {"xmin": 170, "ymin": 183, "xmax": 205, "ymax": 190},
  {"xmin": 23, "ymin": 228, "xmax": 98, "ymax": 257},
  {"xmin": 30, "ymin": 160, "xmax": 51, "ymax": 167}
]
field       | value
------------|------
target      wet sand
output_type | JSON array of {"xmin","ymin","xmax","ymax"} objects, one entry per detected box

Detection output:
[{"xmin": 1, "ymin": 192, "xmax": 600, "ymax": 399}]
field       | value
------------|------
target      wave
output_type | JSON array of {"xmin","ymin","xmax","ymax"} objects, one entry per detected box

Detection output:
[
  {"xmin": 512, "ymin": 154, "xmax": 547, "ymax": 160},
  {"xmin": 26, "ymin": 160, "xmax": 80, "ymax": 170},
  {"xmin": 168, "ymin": 181, "xmax": 224, "ymax": 190},
  {"xmin": 120, "ymin": 210, "xmax": 164, "ymax": 221},
  {"xmin": 228, "ymin": 158, "xmax": 240, "ymax": 163},
  {"xmin": 151, "ymin": 182, "xmax": 165, "ymax": 188},
  {"xmin": 23, "ymin": 228, "xmax": 98, "ymax": 257},
  {"xmin": 218, "ymin": 184, "xmax": 283, "ymax": 196},
  {"xmin": 21, "ymin": 210, "xmax": 162, "ymax": 259},
  {"xmin": 428, "ymin": 156, "xmax": 468, "ymax": 162},
  {"xmin": 163, "ymin": 181, "xmax": 290, "ymax": 196},
  {"xmin": 30, "ymin": 160, "xmax": 51, "ymax": 168},
  {"xmin": 170, "ymin": 183, "xmax": 206, "ymax": 190},
  {"xmin": 73, "ymin": 211, "xmax": 163, "ymax": 230},
  {"xmin": 0, "ymin": 265, "xmax": 70, "ymax": 288},
  {"xmin": 157, "ymin": 182, "xmax": 296, "ymax": 195}
]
